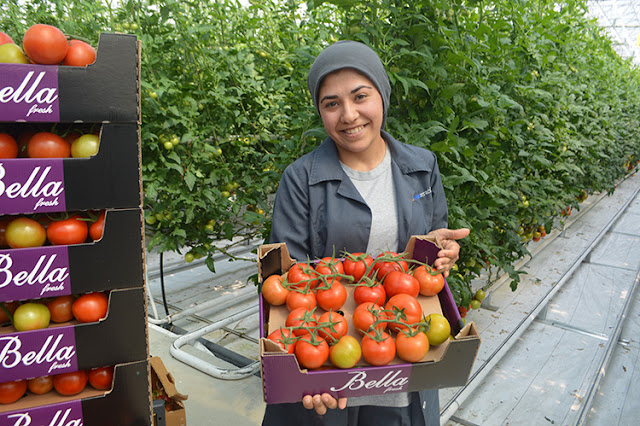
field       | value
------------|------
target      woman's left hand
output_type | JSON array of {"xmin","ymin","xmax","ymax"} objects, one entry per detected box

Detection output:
[{"xmin": 427, "ymin": 228, "xmax": 470, "ymax": 277}]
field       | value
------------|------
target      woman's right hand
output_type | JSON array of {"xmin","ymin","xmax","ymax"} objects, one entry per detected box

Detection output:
[{"xmin": 302, "ymin": 393, "xmax": 347, "ymax": 415}]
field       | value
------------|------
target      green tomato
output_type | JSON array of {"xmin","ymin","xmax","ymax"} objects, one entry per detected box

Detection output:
[
  {"xmin": 0, "ymin": 43, "xmax": 30, "ymax": 64},
  {"xmin": 145, "ymin": 215, "xmax": 157, "ymax": 225},
  {"xmin": 13, "ymin": 303, "xmax": 51, "ymax": 332},
  {"xmin": 130, "ymin": 23, "xmax": 138, "ymax": 31},
  {"xmin": 424, "ymin": 314, "xmax": 451, "ymax": 346},
  {"xmin": 184, "ymin": 253, "xmax": 195, "ymax": 263},
  {"xmin": 163, "ymin": 141, "xmax": 173, "ymax": 150},
  {"xmin": 475, "ymin": 289, "xmax": 486, "ymax": 301},
  {"xmin": 470, "ymin": 299, "xmax": 482, "ymax": 310},
  {"xmin": 221, "ymin": 190, "xmax": 230, "ymax": 198},
  {"xmin": 71, "ymin": 134, "xmax": 100, "ymax": 158},
  {"xmin": 329, "ymin": 335, "xmax": 362, "ymax": 369}
]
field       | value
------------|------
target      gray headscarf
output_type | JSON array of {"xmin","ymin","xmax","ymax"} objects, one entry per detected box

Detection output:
[{"xmin": 307, "ymin": 40, "xmax": 391, "ymax": 129}]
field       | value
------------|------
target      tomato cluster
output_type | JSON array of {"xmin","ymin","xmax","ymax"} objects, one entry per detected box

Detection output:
[
  {"xmin": 0, "ymin": 365, "xmax": 115, "ymax": 404},
  {"xmin": 0, "ymin": 292, "xmax": 110, "ymax": 331},
  {"xmin": 0, "ymin": 125, "xmax": 101, "ymax": 159},
  {"xmin": 0, "ymin": 210, "xmax": 107, "ymax": 249},
  {"xmin": 263, "ymin": 251, "xmax": 452, "ymax": 370},
  {"xmin": 0, "ymin": 25, "xmax": 96, "ymax": 66}
]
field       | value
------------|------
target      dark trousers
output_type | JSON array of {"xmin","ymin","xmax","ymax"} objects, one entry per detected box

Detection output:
[{"xmin": 262, "ymin": 390, "xmax": 438, "ymax": 426}]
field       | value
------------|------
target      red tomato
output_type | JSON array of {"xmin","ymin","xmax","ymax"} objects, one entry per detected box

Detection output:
[
  {"xmin": 0, "ymin": 217, "xmax": 10, "ymax": 248},
  {"xmin": 383, "ymin": 271, "xmax": 420, "ymax": 298},
  {"xmin": 27, "ymin": 132, "xmax": 71, "ymax": 158},
  {"xmin": 0, "ymin": 133, "xmax": 18, "ymax": 158},
  {"xmin": 5, "ymin": 217, "xmax": 46, "ymax": 248},
  {"xmin": 353, "ymin": 282, "xmax": 386, "ymax": 306},
  {"xmin": 286, "ymin": 263, "xmax": 319, "ymax": 290},
  {"xmin": 261, "ymin": 274, "xmax": 289, "ymax": 306},
  {"xmin": 329, "ymin": 335, "xmax": 362, "ymax": 369},
  {"xmin": 47, "ymin": 215, "xmax": 89, "ymax": 245},
  {"xmin": 0, "ymin": 32, "xmax": 14, "ymax": 45},
  {"xmin": 0, "ymin": 380, "xmax": 27, "ymax": 404},
  {"xmin": 413, "ymin": 265, "xmax": 445, "ymax": 296},
  {"xmin": 352, "ymin": 302, "xmax": 387, "ymax": 335},
  {"xmin": 317, "ymin": 311, "xmax": 348, "ymax": 343},
  {"xmin": 27, "ymin": 376, "xmax": 54, "ymax": 395},
  {"xmin": 53, "ymin": 370, "xmax": 87, "ymax": 396},
  {"xmin": 266, "ymin": 328, "xmax": 297, "ymax": 354},
  {"xmin": 63, "ymin": 40, "xmax": 96, "ymax": 66},
  {"xmin": 315, "ymin": 278, "xmax": 347, "ymax": 311},
  {"xmin": 294, "ymin": 337, "xmax": 329, "ymax": 369},
  {"xmin": 285, "ymin": 288, "xmax": 316, "ymax": 311},
  {"xmin": 458, "ymin": 305, "xmax": 469, "ymax": 318},
  {"xmin": 0, "ymin": 301, "xmax": 19, "ymax": 325},
  {"xmin": 315, "ymin": 257, "xmax": 344, "ymax": 277},
  {"xmin": 361, "ymin": 332, "xmax": 396, "ymax": 366},
  {"xmin": 395, "ymin": 328, "xmax": 429, "ymax": 363},
  {"xmin": 285, "ymin": 307, "xmax": 317, "ymax": 337},
  {"xmin": 372, "ymin": 251, "xmax": 408, "ymax": 281},
  {"xmin": 88, "ymin": 366, "xmax": 114, "ymax": 390},
  {"xmin": 46, "ymin": 295, "xmax": 75, "ymax": 323},
  {"xmin": 72, "ymin": 292, "xmax": 109, "ymax": 323},
  {"xmin": 343, "ymin": 252, "xmax": 373, "ymax": 282},
  {"xmin": 22, "ymin": 24, "xmax": 69, "ymax": 65},
  {"xmin": 385, "ymin": 294, "xmax": 423, "ymax": 333},
  {"xmin": 89, "ymin": 210, "xmax": 106, "ymax": 241},
  {"xmin": 16, "ymin": 130, "xmax": 36, "ymax": 157}
]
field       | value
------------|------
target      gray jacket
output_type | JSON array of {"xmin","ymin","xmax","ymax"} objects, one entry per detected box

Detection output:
[{"xmin": 270, "ymin": 130, "xmax": 449, "ymax": 260}]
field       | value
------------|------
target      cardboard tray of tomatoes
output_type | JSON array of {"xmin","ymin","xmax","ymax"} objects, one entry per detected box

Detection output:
[
  {"xmin": 0, "ymin": 33, "xmax": 139, "ymax": 124},
  {"xmin": 0, "ymin": 360, "xmax": 152, "ymax": 424},
  {"xmin": 257, "ymin": 236, "xmax": 481, "ymax": 405},
  {"xmin": 0, "ymin": 287, "xmax": 148, "ymax": 383},
  {"xmin": 0, "ymin": 208, "xmax": 144, "ymax": 303},
  {"xmin": 0, "ymin": 123, "xmax": 141, "ymax": 216}
]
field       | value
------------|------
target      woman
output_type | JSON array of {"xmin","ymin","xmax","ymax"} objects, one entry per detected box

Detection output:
[{"xmin": 263, "ymin": 40, "xmax": 469, "ymax": 426}]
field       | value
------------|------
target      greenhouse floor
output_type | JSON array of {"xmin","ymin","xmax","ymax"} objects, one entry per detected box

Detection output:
[{"xmin": 147, "ymin": 170, "xmax": 640, "ymax": 426}]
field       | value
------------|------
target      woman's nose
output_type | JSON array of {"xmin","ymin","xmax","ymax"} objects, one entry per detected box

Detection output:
[{"xmin": 341, "ymin": 101, "xmax": 358, "ymax": 122}]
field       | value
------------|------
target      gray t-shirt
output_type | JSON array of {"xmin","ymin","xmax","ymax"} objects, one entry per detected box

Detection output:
[{"xmin": 340, "ymin": 148, "xmax": 410, "ymax": 408}]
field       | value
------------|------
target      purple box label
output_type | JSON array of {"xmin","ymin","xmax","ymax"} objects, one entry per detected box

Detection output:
[
  {"xmin": 0, "ymin": 159, "xmax": 66, "ymax": 214},
  {"xmin": 0, "ymin": 246, "xmax": 71, "ymax": 302},
  {"xmin": 0, "ymin": 64, "xmax": 60, "ymax": 122},
  {"xmin": 0, "ymin": 326, "xmax": 78, "ymax": 381},
  {"xmin": 1, "ymin": 399, "xmax": 83, "ymax": 426}
]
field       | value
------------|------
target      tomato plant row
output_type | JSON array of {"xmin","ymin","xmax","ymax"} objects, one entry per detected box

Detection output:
[{"xmin": 0, "ymin": 365, "xmax": 114, "ymax": 405}]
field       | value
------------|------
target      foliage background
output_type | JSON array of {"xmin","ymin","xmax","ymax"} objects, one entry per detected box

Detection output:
[{"xmin": 2, "ymin": 0, "xmax": 640, "ymax": 306}]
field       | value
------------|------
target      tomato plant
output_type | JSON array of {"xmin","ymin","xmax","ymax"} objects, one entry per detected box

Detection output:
[
  {"xmin": 285, "ymin": 307, "xmax": 317, "ymax": 337},
  {"xmin": 27, "ymin": 376, "xmax": 53, "ymax": 395},
  {"xmin": 13, "ymin": 302, "xmax": 50, "ymax": 332},
  {"xmin": 423, "ymin": 313, "xmax": 451, "ymax": 346},
  {"xmin": 395, "ymin": 327, "xmax": 429, "ymax": 363},
  {"xmin": 72, "ymin": 292, "xmax": 109, "ymax": 323},
  {"xmin": 383, "ymin": 271, "xmax": 419, "ymax": 299},
  {"xmin": 46, "ymin": 295, "xmax": 75, "ymax": 323},
  {"xmin": 315, "ymin": 278, "xmax": 347, "ymax": 311},
  {"xmin": 0, "ymin": 133, "xmax": 18, "ymax": 158},
  {"xmin": 64, "ymin": 40, "xmax": 96, "ymax": 67},
  {"xmin": 361, "ymin": 331, "xmax": 396, "ymax": 366},
  {"xmin": 329, "ymin": 335, "xmax": 361, "ymax": 369},
  {"xmin": 47, "ymin": 215, "xmax": 89, "ymax": 246},
  {"xmin": 413, "ymin": 265, "xmax": 445, "ymax": 296},
  {"xmin": 22, "ymin": 23, "xmax": 68, "ymax": 65},
  {"xmin": 317, "ymin": 311, "xmax": 348, "ymax": 343},
  {"xmin": 267, "ymin": 327, "xmax": 297, "ymax": 354},
  {"xmin": 261, "ymin": 274, "xmax": 289, "ymax": 306},
  {"xmin": 53, "ymin": 370, "xmax": 87, "ymax": 396},
  {"xmin": 0, "ymin": 380, "xmax": 27, "ymax": 404},
  {"xmin": 27, "ymin": 132, "xmax": 71, "ymax": 158},
  {"xmin": 343, "ymin": 252, "xmax": 374, "ymax": 282},
  {"xmin": 385, "ymin": 293, "xmax": 422, "ymax": 333},
  {"xmin": 5, "ymin": 217, "xmax": 46, "ymax": 248},
  {"xmin": 88, "ymin": 366, "xmax": 114, "ymax": 390},
  {"xmin": 294, "ymin": 334, "xmax": 329, "ymax": 369}
]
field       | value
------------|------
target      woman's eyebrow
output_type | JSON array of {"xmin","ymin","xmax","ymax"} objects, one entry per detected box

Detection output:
[{"xmin": 320, "ymin": 85, "xmax": 373, "ymax": 104}]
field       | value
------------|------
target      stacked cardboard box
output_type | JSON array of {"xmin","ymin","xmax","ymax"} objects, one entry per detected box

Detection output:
[{"xmin": 0, "ymin": 33, "xmax": 152, "ymax": 424}]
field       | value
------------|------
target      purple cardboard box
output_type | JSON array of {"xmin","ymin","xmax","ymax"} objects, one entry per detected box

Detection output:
[{"xmin": 257, "ymin": 236, "xmax": 481, "ymax": 404}]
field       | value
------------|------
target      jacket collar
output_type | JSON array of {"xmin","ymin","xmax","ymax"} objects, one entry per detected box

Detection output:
[{"xmin": 308, "ymin": 130, "xmax": 433, "ymax": 185}]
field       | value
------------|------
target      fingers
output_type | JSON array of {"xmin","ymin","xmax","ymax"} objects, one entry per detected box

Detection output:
[
  {"xmin": 302, "ymin": 394, "xmax": 346, "ymax": 415},
  {"xmin": 429, "ymin": 227, "xmax": 470, "ymax": 241}
]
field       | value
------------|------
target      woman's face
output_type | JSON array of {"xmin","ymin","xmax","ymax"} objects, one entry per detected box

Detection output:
[{"xmin": 318, "ymin": 68, "xmax": 385, "ymax": 166}]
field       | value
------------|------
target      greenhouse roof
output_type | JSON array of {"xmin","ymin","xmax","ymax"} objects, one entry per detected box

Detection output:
[{"xmin": 587, "ymin": 0, "xmax": 640, "ymax": 64}]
